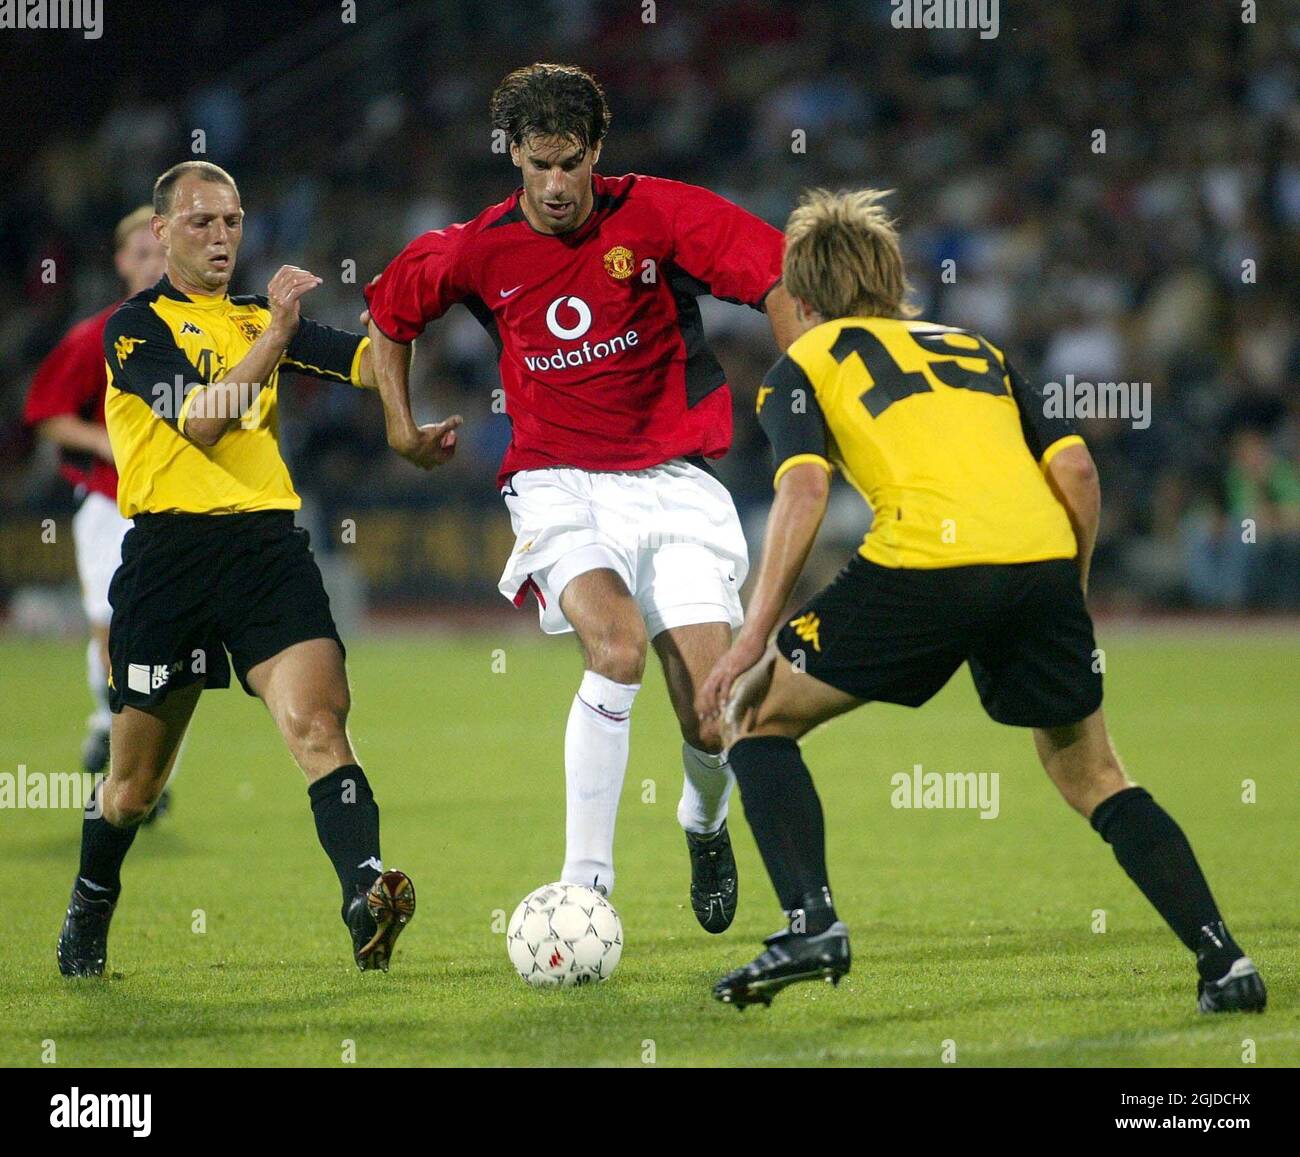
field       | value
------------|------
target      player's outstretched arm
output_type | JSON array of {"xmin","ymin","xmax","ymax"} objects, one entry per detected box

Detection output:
[
  {"xmin": 697, "ymin": 461, "xmax": 830, "ymax": 721},
  {"xmin": 367, "ymin": 320, "xmax": 461, "ymax": 470},
  {"xmin": 1044, "ymin": 442, "xmax": 1101, "ymax": 594}
]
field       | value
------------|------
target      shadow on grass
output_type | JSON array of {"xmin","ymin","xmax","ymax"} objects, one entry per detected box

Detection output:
[{"xmin": 0, "ymin": 829, "xmax": 196, "ymax": 862}]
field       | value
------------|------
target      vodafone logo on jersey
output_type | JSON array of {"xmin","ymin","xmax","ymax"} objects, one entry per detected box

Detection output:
[
  {"xmin": 545, "ymin": 296, "xmax": 592, "ymax": 340},
  {"xmin": 525, "ymin": 294, "xmax": 639, "ymax": 373}
]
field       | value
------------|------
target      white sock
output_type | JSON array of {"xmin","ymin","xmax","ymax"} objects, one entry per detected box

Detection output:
[
  {"xmin": 561, "ymin": 670, "xmax": 640, "ymax": 896},
  {"xmin": 677, "ymin": 742, "xmax": 735, "ymax": 836},
  {"xmin": 86, "ymin": 638, "xmax": 111, "ymax": 732}
]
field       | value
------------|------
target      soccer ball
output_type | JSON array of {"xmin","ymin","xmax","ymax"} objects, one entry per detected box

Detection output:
[{"xmin": 506, "ymin": 882, "xmax": 623, "ymax": 987}]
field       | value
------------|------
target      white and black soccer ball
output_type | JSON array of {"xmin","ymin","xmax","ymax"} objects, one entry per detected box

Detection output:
[{"xmin": 506, "ymin": 882, "xmax": 623, "ymax": 987}]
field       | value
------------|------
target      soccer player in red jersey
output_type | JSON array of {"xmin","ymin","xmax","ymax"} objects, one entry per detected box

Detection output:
[
  {"xmin": 365, "ymin": 64, "xmax": 800, "ymax": 928},
  {"xmin": 24, "ymin": 207, "xmax": 166, "ymax": 782}
]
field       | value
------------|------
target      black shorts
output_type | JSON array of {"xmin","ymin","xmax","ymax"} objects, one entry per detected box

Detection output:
[
  {"xmin": 107, "ymin": 510, "xmax": 343, "ymax": 712},
  {"xmin": 775, "ymin": 554, "xmax": 1102, "ymax": 729}
]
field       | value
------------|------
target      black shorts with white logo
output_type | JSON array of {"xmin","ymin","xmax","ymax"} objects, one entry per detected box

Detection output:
[
  {"xmin": 775, "ymin": 553, "xmax": 1103, "ymax": 729},
  {"xmin": 107, "ymin": 510, "xmax": 343, "ymax": 712}
]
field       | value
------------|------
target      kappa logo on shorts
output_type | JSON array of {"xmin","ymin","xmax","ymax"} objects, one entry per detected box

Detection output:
[{"xmin": 788, "ymin": 612, "xmax": 823, "ymax": 652}]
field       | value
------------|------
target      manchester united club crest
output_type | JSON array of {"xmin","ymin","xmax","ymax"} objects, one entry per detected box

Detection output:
[
  {"xmin": 235, "ymin": 317, "xmax": 263, "ymax": 343},
  {"xmin": 603, "ymin": 245, "xmax": 634, "ymax": 281}
]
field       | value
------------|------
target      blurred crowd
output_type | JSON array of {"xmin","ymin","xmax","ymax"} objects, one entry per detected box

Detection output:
[{"xmin": 3, "ymin": 0, "xmax": 1297, "ymax": 609}]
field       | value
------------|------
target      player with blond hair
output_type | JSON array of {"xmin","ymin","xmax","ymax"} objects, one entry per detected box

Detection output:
[{"xmin": 700, "ymin": 188, "xmax": 1265, "ymax": 1014}]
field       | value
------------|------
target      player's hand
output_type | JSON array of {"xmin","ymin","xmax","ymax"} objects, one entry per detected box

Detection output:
[
  {"xmin": 696, "ymin": 632, "xmax": 769, "ymax": 724},
  {"xmin": 266, "ymin": 265, "xmax": 323, "ymax": 339},
  {"xmin": 389, "ymin": 415, "xmax": 463, "ymax": 469},
  {"xmin": 722, "ymin": 647, "xmax": 778, "ymax": 747},
  {"xmin": 358, "ymin": 274, "xmax": 380, "ymax": 328}
]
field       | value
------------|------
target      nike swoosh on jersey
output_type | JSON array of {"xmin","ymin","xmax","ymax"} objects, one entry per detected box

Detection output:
[{"xmin": 499, "ymin": 285, "xmax": 523, "ymax": 297}]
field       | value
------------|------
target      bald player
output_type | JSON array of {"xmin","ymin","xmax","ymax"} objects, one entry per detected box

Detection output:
[{"xmin": 57, "ymin": 161, "xmax": 415, "ymax": 978}]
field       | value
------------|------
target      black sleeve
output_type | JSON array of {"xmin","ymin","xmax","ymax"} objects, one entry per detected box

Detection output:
[
  {"xmin": 757, "ymin": 353, "xmax": 829, "ymax": 474},
  {"xmin": 103, "ymin": 303, "xmax": 206, "ymax": 430},
  {"xmin": 282, "ymin": 317, "xmax": 365, "ymax": 384},
  {"xmin": 1004, "ymin": 355, "xmax": 1078, "ymax": 461}
]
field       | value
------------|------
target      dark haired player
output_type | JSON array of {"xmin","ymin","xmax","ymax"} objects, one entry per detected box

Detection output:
[
  {"xmin": 699, "ymin": 188, "xmax": 1265, "ymax": 1013},
  {"xmin": 57, "ymin": 161, "xmax": 415, "ymax": 977},
  {"xmin": 366, "ymin": 64, "xmax": 801, "ymax": 928}
]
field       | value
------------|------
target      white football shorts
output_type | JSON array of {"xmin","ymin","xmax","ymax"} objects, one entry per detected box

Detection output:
[
  {"xmin": 497, "ymin": 458, "xmax": 749, "ymax": 638},
  {"xmin": 72, "ymin": 490, "xmax": 130, "ymax": 628}
]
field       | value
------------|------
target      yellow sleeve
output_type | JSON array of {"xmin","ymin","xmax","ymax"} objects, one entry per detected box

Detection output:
[
  {"xmin": 773, "ymin": 453, "xmax": 833, "ymax": 489},
  {"xmin": 349, "ymin": 336, "xmax": 371, "ymax": 388},
  {"xmin": 1039, "ymin": 434, "xmax": 1086, "ymax": 470},
  {"xmin": 176, "ymin": 386, "xmax": 203, "ymax": 435}
]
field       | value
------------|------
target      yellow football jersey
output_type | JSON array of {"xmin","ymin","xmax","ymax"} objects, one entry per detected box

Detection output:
[
  {"xmin": 103, "ymin": 276, "xmax": 369, "ymax": 517},
  {"xmin": 757, "ymin": 316, "xmax": 1083, "ymax": 568}
]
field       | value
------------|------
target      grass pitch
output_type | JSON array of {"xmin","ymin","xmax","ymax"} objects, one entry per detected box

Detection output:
[{"xmin": 0, "ymin": 628, "xmax": 1296, "ymax": 1067}]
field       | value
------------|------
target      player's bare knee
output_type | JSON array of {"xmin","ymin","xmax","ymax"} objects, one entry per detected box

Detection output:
[
  {"xmin": 584, "ymin": 633, "xmax": 646, "ymax": 685},
  {"xmin": 103, "ymin": 801, "xmax": 147, "ymax": 827},
  {"xmin": 282, "ymin": 702, "xmax": 349, "ymax": 758},
  {"xmin": 101, "ymin": 780, "xmax": 158, "ymax": 827}
]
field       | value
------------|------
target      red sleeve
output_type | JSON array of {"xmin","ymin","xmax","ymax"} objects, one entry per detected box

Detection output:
[
  {"xmin": 23, "ymin": 318, "xmax": 106, "ymax": 426},
  {"xmin": 364, "ymin": 224, "xmax": 472, "ymax": 343},
  {"xmin": 662, "ymin": 178, "xmax": 785, "ymax": 309}
]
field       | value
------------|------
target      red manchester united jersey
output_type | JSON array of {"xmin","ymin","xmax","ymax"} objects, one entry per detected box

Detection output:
[
  {"xmin": 23, "ymin": 302, "xmax": 119, "ymax": 500},
  {"xmin": 364, "ymin": 172, "xmax": 784, "ymax": 484}
]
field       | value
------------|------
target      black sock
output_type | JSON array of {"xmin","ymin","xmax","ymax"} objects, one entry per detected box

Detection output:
[
  {"xmin": 308, "ymin": 765, "xmax": 382, "ymax": 920},
  {"xmin": 77, "ymin": 783, "xmax": 138, "ymax": 904},
  {"xmin": 728, "ymin": 736, "xmax": 837, "ymax": 934},
  {"xmin": 1090, "ymin": 786, "xmax": 1240, "ymax": 976}
]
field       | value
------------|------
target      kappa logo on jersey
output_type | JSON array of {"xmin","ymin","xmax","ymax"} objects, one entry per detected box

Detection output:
[
  {"xmin": 603, "ymin": 245, "xmax": 634, "ymax": 280},
  {"xmin": 113, "ymin": 336, "xmax": 145, "ymax": 365},
  {"xmin": 525, "ymin": 294, "xmax": 641, "ymax": 373},
  {"xmin": 180, "ymin": 321, "xmax": 204, "ymax": 336}
]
